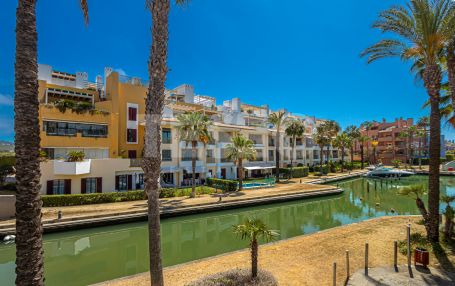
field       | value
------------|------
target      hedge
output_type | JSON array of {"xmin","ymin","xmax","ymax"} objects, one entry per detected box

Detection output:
[
  {"xmin": 313, "ymin": 165, "xmax": 329, "ymax": 174},
  {"xmin": 279, "ymin": 167, "xmax": 309, "ymax": 178},
  {"xmin": 206, "ymin": 178, "xmax": 238, "ymax": 192},
  {"xmin": 42, "ymin": 186, "xmax": 215, "ymax": 207}
]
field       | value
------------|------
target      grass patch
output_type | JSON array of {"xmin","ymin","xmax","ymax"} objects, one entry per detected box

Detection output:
[{"xmin": 185, "ymin": 269, "xmax": 278, "ymax": 286}]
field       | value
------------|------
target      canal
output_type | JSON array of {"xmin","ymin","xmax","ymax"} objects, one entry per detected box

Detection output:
[{"xmin": 1, "ymin": 176, "xmax": 454, "ymax": 285}]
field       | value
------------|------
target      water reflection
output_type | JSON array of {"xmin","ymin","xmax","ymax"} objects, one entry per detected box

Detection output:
[{"xmin": 0, "ymin": 176, "xmax": 454, "ymax": 285}]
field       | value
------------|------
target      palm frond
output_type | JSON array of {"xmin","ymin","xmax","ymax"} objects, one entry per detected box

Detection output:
[{"xmin": 80, "ymin": 0, "xmax": 89, "ymax": 25}]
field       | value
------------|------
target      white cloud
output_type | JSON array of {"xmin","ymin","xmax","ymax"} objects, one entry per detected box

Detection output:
[{"xmin": 0, "ymin": 94, "xmax": 13, "ymax": 106}]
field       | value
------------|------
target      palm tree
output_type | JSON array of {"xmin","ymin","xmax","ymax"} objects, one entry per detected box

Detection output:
[
  {"xmin": 322, "ymin": 120, "xmax": 340, "ymax": 165},
  {"xmin": 361, "ymin": 0, "xmax": 455, "ymax": 243},
  {"xmin": 285, "ymin": 119, "xmax": 304, "ymax": 178},
  {"xmin": 441, "ymin": 195, "xmax": 455, "ymax": 239},
  {"xmin": 345, "ymin": 125, "xmax": 361, "ymax": 163},
  {"xmin": 415, "ymin": 129, "xmax": 425, "ymax": 169},
  {"xmin": 268, "ymin": 111, "xmax": 287, "ymax": 182},
  {"xmin": 313, "ymin": 125, "xmax": 330, "ymax": 173},
  {"xmin": 232, "ymin": 218, "xmax": 278, "ymax": 278},
  {"xmin": 361, "ymin": 121, "xmax": 374, "ymax": 163},
  {"xmin": 333, "ymin": 132, "xmax": 350, "ymax": 171},
  {"xmin": 399, "ymin": 184, "xmax": 431, "ymax": 232},
  {"xmin": 143, "ymin": 0, "xmax": 188, "ymax": 284},
  {"xmin": 398, "ymin": 131, "xmax": 410, "ymax": 168},
  {"xmin": 14, "ymin": 1, "xmax": 88, "ymax": 284},
  {"xmin": 358, "ymin": 135, "xmax": 370, "ymax": 169},
  {"xmin": 176, "ymin": 112, "xmax": 212, "ymax": 198},
  {"xmin": 226, "ymin": 134, "xmax": 256, "ymax": 191},
  {"xmin": 417, "ymin": 116, "xmax": 430, "ymax": 158}
]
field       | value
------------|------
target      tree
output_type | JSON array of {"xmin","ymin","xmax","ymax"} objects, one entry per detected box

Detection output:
[
  {"xmin": 417, "ymin": 116, "xmax": 430, "ymax": 159},
  {"xmin": 333, "ymin": 133, "xmax": 350, "ymax": 171},
  {"xmin": 322, "ymin": 120, "xmax": 340, "ymax": 165},
  {"xmin": 268, "ymin": 111, "xmax": 287, "ymax": 182},
  {"xmin": 415, "ymin": 129, "xmax": 425, "ymax": 169},
  {"xmin": 361, "ymin": 0, "xmax": 455, "ymax": 243},
  {"xmin": 226, "ymin": 134, "xmax": 256, "ymax": 191},
  {"xmin": 232, "ymin": 219, "xmax": 278, "ymax": 278},
  {"xmin": 399, "ymin": 185, "xmax": 431, "ymax": 234},
  {"xmin": 358, "ymin": 135, "xmax": 370, "ymax": 169},
  {"xmin": 143, "ymin": 0, "xmax": 189, "ymax": 284},
  {"xmin": 345, "ymin": 125, "xmax": 361, "ymax": 163},
  {"xmin": 441, "ymin": 195, "xmax": 455, "ymax": 240},
  {"xmin": 361, "ymin": 121, "xmax": 374, "ymax": 163},
  {"xmin": 285, "ymin": 119, "xmax": 304, "ymax": 178},
  {"xmin": 313, "ymin": 125, "xmax": 330, "ymax": 173},
  {"xmin": 14, "ymin": 1, "xmax": 88, "ymax": 284},
  {"xmin": 398, "ymin": 131, "xmax": 410, "ymax": 168},
  {"xmin": 0, "ymin": 156, "xmax": 15, "ymax": 185},
  {"xmin": 176, "ymin": 112, "xmax": 212, "ymax": 197}
]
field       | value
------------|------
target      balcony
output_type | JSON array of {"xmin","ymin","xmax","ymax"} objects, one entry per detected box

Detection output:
[
  {"xmin": 130, "ymin": 158, "xmax": 142, "ymax": 167},
  {"xmin": 54, "ymin": 159, "xmax": 91, "ymax": 175},
  {"xmin": 206, "ymin": 157, "xmax": 216, "ymax": 164}
]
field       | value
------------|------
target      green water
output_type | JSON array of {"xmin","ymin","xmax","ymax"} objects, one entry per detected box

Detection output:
[{"xmin": 1, "ymin": 176, "xmax": 455, "ymax": 285}]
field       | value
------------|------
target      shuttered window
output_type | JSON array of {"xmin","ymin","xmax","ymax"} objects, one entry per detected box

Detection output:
[{"xmin": 81, "ymin": 177, "xmax": 102, "ymax": 194}]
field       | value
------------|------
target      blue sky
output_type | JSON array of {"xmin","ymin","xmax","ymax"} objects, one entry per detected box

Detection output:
[{"xmin": 1, "ymin": 0, "xmax": 454, "ymax": 142}]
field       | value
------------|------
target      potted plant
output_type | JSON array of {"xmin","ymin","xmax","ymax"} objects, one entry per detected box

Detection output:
[{"xmin": 414, "ymin": 247, "xmax": 429, "ymax": 267}]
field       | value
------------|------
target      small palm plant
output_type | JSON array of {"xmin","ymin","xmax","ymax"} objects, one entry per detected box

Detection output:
[
  {"xmin": 232, "ymin": 218, "xmax": 279, "ymax": 278},
  {"xmin": 285, "ymin": 119, "xmax": 304, "ymax": 178},
  {"xmin": 66, "ymin": 151, "xmax": 85, "ymax": 162},
  {"xmin": 399, "ymin": 184, "xmax": 431, "ymax": 238},
  {"xmin": 226, "ymin": 134, "xmax": 256, "ymax": 191},
  {"xmin": 441, "ymin": 195, "xmax": 455, "ymax": 240},
  {"xmin": 176, "ymin": 112, "xmax": 213, "ymax": 198}
]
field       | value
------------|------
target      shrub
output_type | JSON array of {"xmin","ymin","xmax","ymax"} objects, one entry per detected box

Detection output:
[
  {"xmin": 186, "ymin": 269, "xmax": 278, "ymax": 286},
  {"xmin": 54, "ymin": 99, "xmax": 75, "ymax": 113},
  {"xmin": 160, "ymin": 186, "xmax": 214, "ymax": 198},
  {"xmin": 391, "ymin": 159, "xmax": 401, "ymax": 168},
  {"xmin": 54, "ymin": 99, "xmax": 94, "ymax": 114},
  {"xmin": 207, "ymin": 178, "xmax": 238, "ymax": 192},
  {"xmin": 297, "ymin": 163, "xmax": 304, "ymax": 167},
  {"xmin": 313, "ymin": 165, "xmax": 329, "ymax": 174},
  {"xmin": 0, "ymin": 156, "xmax": 15, "ymax": 184},
  {"xmin": 73, "ymin": 101, "xmax": 93, "ymax": 114},
  {"xmin": 66, "ymin": 151, "xmax": 85, "ymax": 162},
  {"xmin": 279, "ymin": 167, "xmax": 309, "ymax": 178}
]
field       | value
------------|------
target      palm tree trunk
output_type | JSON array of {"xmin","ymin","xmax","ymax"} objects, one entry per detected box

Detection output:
[
  {"xmin": 340, "ymin": 147, "xmax": 344, "ymax": 172},
  {"xmin": 350, "ymin": 146, "xmax": 354, "ymax": 163},
  {"xmin": 251, "ymin": 238, "xmax": 258, "ymax": 278},
  {"xmin": 360, "ymin": 145, "xmax": 364, "ymax": 169},
  {"xmin": 15, "ymin": 1, "xmax": 45, "ymax": 284},
  {"xmin": 326, "ymin": 145, "xmax": 330, "ymax": 165},
  {"xmin": 191, "ymin": 141, "xmax": 197, "ymax": 198},
  {"xmin": 143, "ymin": 0, "xmax": 170, "ymax": 284},
  {"xmin": 448, "ymin": 46, "xmax": 455, "ymax": 109},
  {"xmin": 290, "ymin": 137, "xmax": 295, "ymax": 179},
  {"xmin": 419, "ymin": 137, "xmax": 422, "ymax": 170},
  {"xmin": 319, "ymin": 145, "xmax": 324, "ymax": 173},
  {"xmin": 424, "ymin": 64, "xmax": 442, "ymax": 243},
  {"xmin": 238, "ymin": 158, "xmax": 243, "ymax": 191},
  {"xmin": 275, "ymin": 130, "xmax": 280, "ymax": 182}
]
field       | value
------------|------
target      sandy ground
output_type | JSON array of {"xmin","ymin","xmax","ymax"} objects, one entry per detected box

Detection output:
[
  {"xmin": 0, "ymin": 171, "xmax": 367, "ymax": 227},
  {"xmin": 98, "ymin": 216, "xmax": 455, "ymax": 286}
]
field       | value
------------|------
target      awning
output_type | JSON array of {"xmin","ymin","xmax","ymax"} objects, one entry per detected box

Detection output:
[
  {"xmin": 182, "ymin": 166, "xmax": 206, "ymax": 173},
  {"xmin": 161, "ymin": 166, "xmax": 181, "ymax": 173},
  {"xmin": 244, "ymin": 166, "xmax": 275, "ymax": 171}
]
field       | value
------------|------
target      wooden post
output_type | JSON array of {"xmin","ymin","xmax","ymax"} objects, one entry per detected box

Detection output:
[
  {"xmin": 346, "ymin": 250, "xmax": 350, "ymax": 280},
  {"xmin": 407, "ymin": 224, "xmax": 411, "ymax": 267},
  {"xmin": 365, "ymin": 242, "xmax": 369, "ymax": 276},
  {"xmin": 394, "ymin": 240, "xmax": 398, "ymax": 269},
  {"xmin": 333, "ymin": 262, "xmax": 337, "ymax": 286}
]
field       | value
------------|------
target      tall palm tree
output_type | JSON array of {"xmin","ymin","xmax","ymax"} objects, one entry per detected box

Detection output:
[
  {"xmin": 143, "ymin": 0, "xmax": 188, "ymax": 284},
  {"xmin": 322, "ymin": 120, "xmax": 340, "ymax": 164},
  {"xmin": 417, "ymin": 116, "xmax": 430, "ymax": 158},
  {"xmin": 313, "ymin": 125, "xmax": 330, "ymax": 173},
  {"xmin": 232, "ymin": 219, "xmax": 278, "ymax": 278},
  {"xmin": 333, "ymin": 132, "xmax": 350, "ymax": 171},
  {"xmin": 398, "ymin": 131, "xmax": 410, "ymax": 168},
  {"xmin": 268, "ymin": 111, "xmax": 287, "ymax": 182},
  {"xmin": 415, "ymin": 128, "xmax": 425, "ymax": 169},
  {"xmin": 226, "ymin": 134, "xmax": 256, "ymax": 191},
  {"xmin": 358, "ymin": 135, "xmax": 370, "ymax": 169},
  {"xmin": 361, "ymin": 121, "xmax": 374, "ymax": 163},
  {"xmin": 285, "ymin": 119, "xmax": 304, "ymax": 178},
  {"xmin": 361, "ymin": 0, "xmax": 455, "ymax": 243},
  {"xmin": 176, "ymin": 112, "xmax": 212, "ymax": 198},
  {"xmin": 345, "ymin": 125, "xmax": 361, "ymax": 163},
  {"xmin": 14, "ymin": 1, "xmax": 88, "ymax": 284}
]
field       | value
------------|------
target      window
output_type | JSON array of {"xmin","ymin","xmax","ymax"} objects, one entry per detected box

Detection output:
[
  {"xmin": 206, "ymin": 149, "xmax": 215, "ymax": 163},
  {"xmin": 82, "ymin": 178, "xmax": 100, "ymax": 194},
  {"xmin": 296, "ymin": 138, "xmax": 303, "ymax": 146},
  {"xmin": 136, "ymin": 173, "xmax": 144, "ymax": 189},
  {"xmin": 128, "ymin": 107, "xmax": 137, "ymax": 121},
  {"xmin": 53, "ymin": 180, "xmax": 65, "ymax": 195},
  {"xmin": 182, "ymin": 149, "xmax": 194, "ymax": 161},
  {"xmin": 313, "ymin": 150, "xmax": 319, "ymax": 159},
  {"xmin": 255, "ymin": 149, "xmax": 263, "ymax": 161},
  {"xmin": 42, "ymin": 148, "xmax": 55, "ymax": 159},
  {"xmin": 296, "ymin": 150, "xmax": 303, "ymax": 160},
  {"xmin": 268, "ymin": 150, "xmax": 274, "ymax": 161},
  {"xmin": 43, "ymin": 121, "xmax": 107, "ymax": 138},
  {"xmin": 128, "ymin": 150, "xmax": 137, "ymax": 159},
  {"xmin": 161, "ymin": 173, "xmax": 174, "ymax": 185},
  {"xmin": 162, "ymin": 128, "xmax": 172, "ymax": 144},
  {"xmin": 116, "ymin": 175, "xmax": 130, "ymax": 191},
  {"xmin": 162, "ymin": 150, "xmax": 172, "ymax": 161},
  {"xmin": 127, "ymin": 129, "xmax": 137, "ymax": 143}
]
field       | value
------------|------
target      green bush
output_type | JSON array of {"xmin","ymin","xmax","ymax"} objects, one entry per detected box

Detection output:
[
  {"xmin": 279, "ymin": 167, "xmax": 309, "ymax": 178},
  {"xmin": 67, "ymin": 151, "xmax": 85, "ymax": 162},
  {"xmin": 445, "ymin": 154, "xmax": 454, "ymax": 162},
  {"xmin": 42, "ymin": 186, "xmax": 216, "ymax": 207},
  {"xmin": 206, "ymin": 178, "xmax": 238, "ymax": 192},
  {"xmin": 313, "ymin": 165, "xmax": 329, "ymax": 174},
  {"xmin": 0, "ymin": 155, "xmax": 15, "ymax": 184}
]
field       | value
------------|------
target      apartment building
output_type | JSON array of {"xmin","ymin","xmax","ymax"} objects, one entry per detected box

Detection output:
[
  {"xmin": 354, "ymin": 117, "xmax": 445, "ymax": 165},
  {"xmin": 37, "ymin": 64, "xmax": 342, "ymax": 195}
]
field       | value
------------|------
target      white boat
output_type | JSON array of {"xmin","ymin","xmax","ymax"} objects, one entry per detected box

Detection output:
[
  {"xmin": 366, "ymin": 164, "xmax": 383, "ymax": 171},
  {"xmin": 365, "ymin": 166, "xmax": 414, "ymax": 178}
]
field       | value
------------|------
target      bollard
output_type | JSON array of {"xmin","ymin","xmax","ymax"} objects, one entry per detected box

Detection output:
[
  {"xmin": 394, "ymin": 241, "xmax": 398, "ymax": 270},
  {"xmin": 57, "ymin": 210, "xmax": 62, "ymax": 220},
  {"xmin": 365, "ymin": 242, "xmax": 369, "ymax": 276},
  {"xmin": 346, "ymin": 250, "xmax": 350, "ymax": 280},
  {"xmin": 333, "ymin": 262, "xmax": 337, "ymax": 286},
  {"xmin": 407, "ymin": 224, "xmax": 411, "ymax": 267}
]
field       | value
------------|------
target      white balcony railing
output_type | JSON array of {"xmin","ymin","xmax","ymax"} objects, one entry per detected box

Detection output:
[{"xmin": 54, "ymin": 159, "xmax": 91, "ymax": 175}]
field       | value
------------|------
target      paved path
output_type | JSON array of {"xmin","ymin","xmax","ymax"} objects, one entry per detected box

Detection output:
[{"xmin": 348, "ymin": 265, "xmax": 455, "ymax": 285}]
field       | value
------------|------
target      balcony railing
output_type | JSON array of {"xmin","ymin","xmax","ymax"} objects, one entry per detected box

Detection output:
[
  {"xmin": 221, "ymin": 158, "xmax": 233, "ymax": 163},
  {"xmin": 206, "ymin": 157, "xmax": 216, "ymax": 163},
  {"xmin": 130, "ymin": 158, "xmax": 142, "ymax": 167}
]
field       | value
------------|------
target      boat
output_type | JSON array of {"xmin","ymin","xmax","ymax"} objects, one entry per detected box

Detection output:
[
  {"xmin": 366, "ymin": 163, "xmax": 383, "ymax": 171},
  {"xmin": 365, "ymin": 166, "xmax": 414, "ymax": 178}
]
